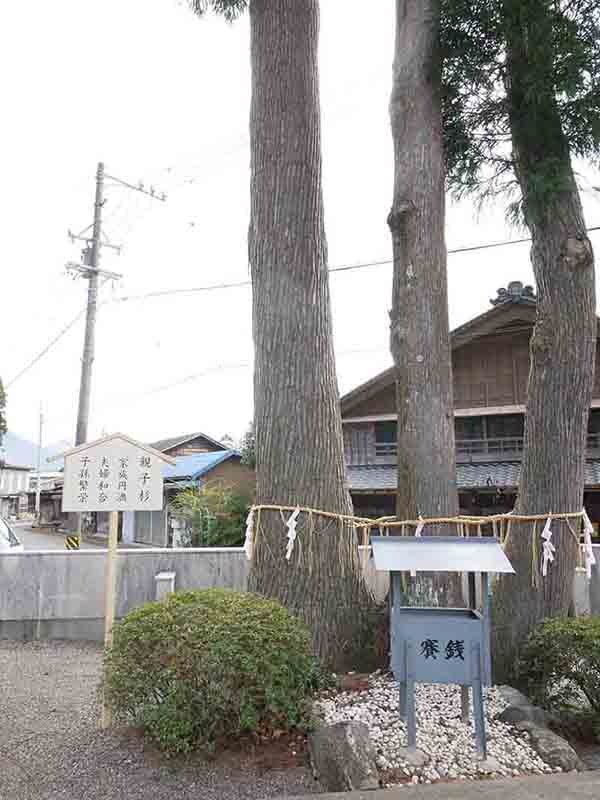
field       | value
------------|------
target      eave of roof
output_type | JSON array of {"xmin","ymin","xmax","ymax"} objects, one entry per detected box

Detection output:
[
  {"xmin": 342, "ymin": 297, "xmax": 600, "ymax": 417},
  {"xmin": 151, "ymin": 431, "xmax": 227, "ymax": 453},
  {"xmin": 162, "ymin": 450, "xmax": 241, "ymax": 481},
  {"xmin": 346, "ymin": 460, "xmax": 600, "ymax": 492},
  {"xmin": 190, "ymin": 450, "xmax": 239, "ymax": 480},
  {"xmin": 341, "ymin": 300, "xmax": 537, "ymax": 416}
]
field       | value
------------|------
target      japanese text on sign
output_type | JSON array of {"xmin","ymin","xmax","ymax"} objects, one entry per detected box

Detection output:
[
  {"xmin": 62, "ymin": 438, "xmax": 165, "ymax": 512},
  {"xmin": 420, "ymin": 639, "xmax": 465, "ymax": 661}
]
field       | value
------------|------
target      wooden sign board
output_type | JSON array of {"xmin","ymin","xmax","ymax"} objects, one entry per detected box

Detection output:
[
  {"xmin": 58, "ymin": 433, "xmax": 176, "ymax": 730},
  {"xmin": 61, "ymin": 433, "xmax": 175, "ymax": 512}
]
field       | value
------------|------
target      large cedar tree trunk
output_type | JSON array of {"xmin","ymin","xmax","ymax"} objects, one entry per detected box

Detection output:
[
  {"xmin": 388, "ymin": 0, "xmax": 459, "ymax": 603},
  {"xmin": 492, "ymin": 0, "xmax": 596, "ymax": 681},
  {"xmin": 247, "ymin": 0, "xmax": 373, "ymax": 668}
]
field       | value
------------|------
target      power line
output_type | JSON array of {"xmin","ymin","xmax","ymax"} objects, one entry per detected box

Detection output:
[
  {"xmin": 117, "ymin": 278, "xmax": 251, "ymax": 302},
  {"xmin": 6, "ymin": 307, "xmax": 88, "ymax": 389},
  {"xmin": 101, "ymin": 346, "xmax": 388, "ymax": 403},
  {"xmin": 145, "ymin": 346, "xmax": 386, "ymax": 395},
  {"xmin": 8, "ymin": 223, "xmax": 600, "ymax": 387},
  {"xmin": 6, "ymin": 280, "xmax": 113, "ymax": 389},
  {"xmin": 114, "ymin": 224, "xmax": 600, "ymax": 303}
]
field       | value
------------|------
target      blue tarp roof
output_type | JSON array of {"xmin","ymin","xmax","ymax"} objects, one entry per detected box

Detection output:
[{"xmin": 162, "ymin": 450, "xmax": 240, "ymax": 481}]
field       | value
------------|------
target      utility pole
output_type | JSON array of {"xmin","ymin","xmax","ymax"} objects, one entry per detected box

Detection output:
[
  {"xmin": 75, "ymin": 161, "xmax": 106, "ymax": 446},
  {"xmin": 66, "ymin": 163, "xmax": 165, "ymax": 544},
  {"xmin": 35, "ymin": 406, "xmax": 43, "ymax": 523},
  {"xmin": 67, "ymin": 163, "xmax": 166, "ymax": 447},
  {"xmin": 68, "ymin": 162, "xmax": 116, "ymax": 545}
]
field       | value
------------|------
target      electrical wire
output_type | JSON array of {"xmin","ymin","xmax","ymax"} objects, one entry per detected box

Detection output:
[
  {"xmin": 101, "ymin": 345, "xmax": 388, "ymax": 403},
  {"xmin": 5, "ymin": 311, "xmax": 88, "ymax": 389},
  {"xmin": 115, "ymin": 224, "xmax": 600, "ymax": 303},
  {"xmin": 5, "ymin": 280, "xmax": 112, "ymax": 389},
  {"xmin": 8, "ymin": 224, "xmax": 600, "ymax": 388}
]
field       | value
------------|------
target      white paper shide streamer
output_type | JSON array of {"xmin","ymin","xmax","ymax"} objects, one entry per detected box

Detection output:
[
  {"xmin": 285, "ymin": 507, "xmax": 301, "ymax": 561},
  {"xmin": 410, "ymin": 516, "xmax": 425, "ymax": 577},
  {"xmin": 541, "ymin": 516, "xmax": 555, "ymax": 577},
  {"xmin": 582, "ymin": 509, "xmax": 597, "ymax": 580},
  {"xmin": 244, "ymin": 507, "xmax": 255, "ymax": 561}
]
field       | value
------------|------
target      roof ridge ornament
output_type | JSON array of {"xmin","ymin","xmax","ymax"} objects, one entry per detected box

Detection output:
[{"xmin": 490, "ymin": 281, "xmax": 536, "ymax": 306}]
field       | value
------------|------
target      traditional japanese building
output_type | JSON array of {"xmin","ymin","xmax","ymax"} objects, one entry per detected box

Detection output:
[
  {"xmin": 341, "ymin": 281, "xmax": 600, "ymax": 529},
  {"xmin": 150, "ymin": 431, "xmax": 229, "ymax": 458},
  {"xmin": 0, "ymin": 462, "xmax": 31, "ymax": 518}
]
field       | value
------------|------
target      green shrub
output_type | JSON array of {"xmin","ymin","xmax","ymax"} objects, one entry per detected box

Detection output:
[
  {"xmin": 516, "ymin": 616, "xmax": 600, "ymax": 716},
  {"xmin": 103, "ymin": 589, "xmax": 318, "ymax": 753},
  {"xmin": 170, "ymin": 481, "xmax": 250, "ymax": 547}
]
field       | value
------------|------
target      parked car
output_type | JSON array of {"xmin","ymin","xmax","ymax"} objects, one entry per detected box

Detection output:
[{"xmin": 0, "ymin": 517, "xmax": 24, "ymax": 552}]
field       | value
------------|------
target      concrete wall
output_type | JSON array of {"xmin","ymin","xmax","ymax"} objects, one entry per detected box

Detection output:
[
  {"xmin": 1, "ymin": 545, "xmax": 598, "ymax": 642},
  {"xmin": 573, "ymin": 548, "xmax": 600, "ymax": 616},
  {"xmin": 591, "ymin": 554, "xmax": 600, "ymax": 614},
  {"xmin": 0, "ymin": 547, "xmax": 248, "ymax": 641}
]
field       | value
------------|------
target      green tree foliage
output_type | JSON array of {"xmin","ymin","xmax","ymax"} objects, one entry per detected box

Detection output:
[
  {"xmin": 219, "ymin": 433, "xmax": 236, "ymax": 448},
  {"xmin": 170, "ymin": 480, "xmax": 250, "ymax": 547},
  {"xmin": 517, "ymin": 616, "xmax": 600, "ymax": 721},
  {"xmin": 188, "ymin": 1, "xmax": 247, "ymax": 23},
  {"xmin": 0, "ymin": 379, "xmax": 6, "ymax": 447},
  {"xmin": 439, "ymin": 0, "xmax": 600, "ymax": 217},
  {"xmin": 239, "ymin": 421, "xmax": 256, "ymax": 468},
  {"xmin": 439, "ymin": 0, "xmax": 598, "ymax": 682},
  {"xmin": 104, "ymin": 589, "xmax": 319, "ymax": 753}
]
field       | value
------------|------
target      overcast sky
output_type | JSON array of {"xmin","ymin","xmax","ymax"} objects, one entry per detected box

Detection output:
[{"xmin": 2, "ymin": 0, "xmax": 600, "ymax": 450}]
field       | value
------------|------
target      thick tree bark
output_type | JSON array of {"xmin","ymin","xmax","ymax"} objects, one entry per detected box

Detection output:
[
  {"xmin": 388, "ymin": 0, "xmax": 459, "ymax": 603},
  {"xmin": 492, "ymin": 0, "xmax": 596, "ymax": 682},
  {"xmin": 247, "ymin": 0, "xmax": 373, "ymax": 668}
]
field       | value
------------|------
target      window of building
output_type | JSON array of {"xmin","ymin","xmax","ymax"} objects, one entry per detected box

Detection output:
[
  {"xmin": 375, "ymin": 421, "xmax": 397, "ymax": 456},
  {"xmin": 588, "ymin": 410, "xmax": 600, "ymax": 448},
  {"xmin": 455, "ymin": 417, "xmax": 484, "ymax": 440},
  {"xmin": 455, "ymin": 414, "xmax": 524, "ymax": 457},
  {"xmin": 588, "ymin": 410, "xmax": 600, "ymax": 434},
  {"xmin": 486, "ymin": 415, "xmax": 524, "ymax": 440}
]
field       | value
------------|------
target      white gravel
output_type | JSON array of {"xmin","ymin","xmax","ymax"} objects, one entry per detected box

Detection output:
[{"xmin": 315, "ymin": 674, "xmax": 559, "ymax": 785}]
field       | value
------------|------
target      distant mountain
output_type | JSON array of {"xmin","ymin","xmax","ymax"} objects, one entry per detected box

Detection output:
[{"xmin": 2, "ymin": 431, "xmax": 71, "ymax": 469}]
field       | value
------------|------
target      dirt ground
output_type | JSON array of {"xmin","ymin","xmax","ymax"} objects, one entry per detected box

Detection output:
[{"xmin": 0, "ymin": 640, "xmax": 320, "ymax": 800}]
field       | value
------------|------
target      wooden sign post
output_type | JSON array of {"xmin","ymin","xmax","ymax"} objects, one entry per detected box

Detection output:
[{"xmin": 60, "ymin": 433, "xmax": 175, "ymax": 728}]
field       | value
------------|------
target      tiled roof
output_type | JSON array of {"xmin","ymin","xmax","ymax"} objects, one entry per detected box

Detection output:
[
  {"xmin": 459, "ymin": 462, "xmax": 521, "ymax": 489},
  {"xmin": 586, "ymin": 460, "xmax": 600, "ymax": 485},
  {"xmin": 347, "ymin": 460, "xmax": 600, "ymax": 492},
  {"xmin": 347, "ymin": 465, "xmax": 397, "ymax": 492},
  {"xmin": 150, "ymin": 431, "xmax": 227, "ymax": 453},
  {"xmin": 162, "ymin": 450, "xmax": 240, "ymax": 481}
]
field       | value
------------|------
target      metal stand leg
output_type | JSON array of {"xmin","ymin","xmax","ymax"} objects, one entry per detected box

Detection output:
[
  {"xmin": 461, "ymin": 685, "xmax": 470, "ymax": 723},
  {"xmin": 399, "ymin": 681, "xmax": 407, "ymax": 720},
  {"xmin": 471, "ymin": 643, "xmax": 487, "ymax": 759},
  {"xmin": 406, "ymin": 641, "xmax": 417, "ymax": 751}
]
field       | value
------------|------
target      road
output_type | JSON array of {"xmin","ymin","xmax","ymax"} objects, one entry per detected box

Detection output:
[{"xmin": 13, "ymin": 524, "xmax": 101, "ymax": 551}]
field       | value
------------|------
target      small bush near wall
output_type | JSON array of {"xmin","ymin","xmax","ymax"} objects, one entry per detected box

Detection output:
[
  {"xmin": 516, "ymin": 616, "xmax": 600, "ymax": 740},
  {"xmin": 103, "ymin": 589, "xmax": 320, "ymax": 753},
  {"xmin": 170, "ymin": 481, "xmax": 250, "ymax": 547}
]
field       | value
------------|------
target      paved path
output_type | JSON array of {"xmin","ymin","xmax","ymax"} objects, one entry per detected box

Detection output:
[
  {"xmin": 281, "ymin": 772, "xmax": 600, "ymax": 800},
  {"xmin": 15, "ymin": 524, "xmax": 101, "ymax": 550}
]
